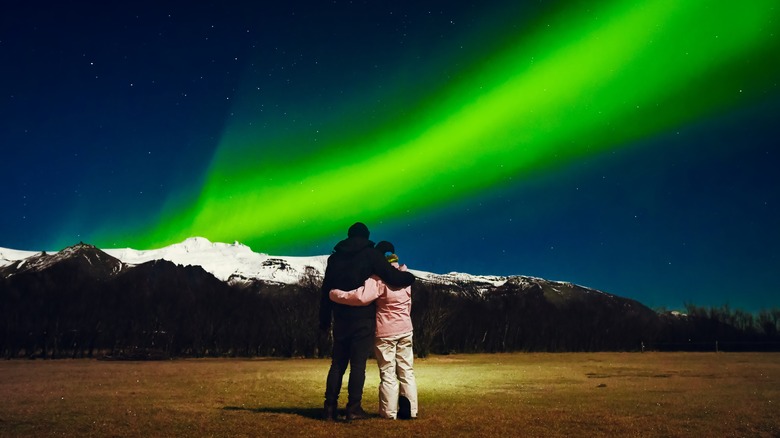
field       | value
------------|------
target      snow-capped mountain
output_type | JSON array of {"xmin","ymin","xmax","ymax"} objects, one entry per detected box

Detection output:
[
  {"xmin": 102, "ymin": 237, "xmax": 330, "ymax": 285},
  {"xmin": 1, "ymin": 237, "xmax": 331, "ymax": 285},
  {"xmin": 2, "ymin": 237, "xmax": 624, "ymax": 316},
  {"xmin": 1, "ymin": 242, "xmax": 125, "ymax": 277},
  {"xmin": 0, "ymin": 237, "xmax": 536, "ymax": 289}
]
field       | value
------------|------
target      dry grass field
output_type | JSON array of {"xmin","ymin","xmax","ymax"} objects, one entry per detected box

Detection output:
[{"xmin": 0, "ymin": 352, "xmax": 777, "ymax": 437}]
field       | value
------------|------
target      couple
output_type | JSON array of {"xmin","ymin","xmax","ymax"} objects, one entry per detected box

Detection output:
[{"xmin": 319, "ymin": 222, "xmax": 418, "ymax": 421}]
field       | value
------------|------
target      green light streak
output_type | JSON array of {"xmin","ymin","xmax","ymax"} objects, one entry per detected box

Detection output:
[{"xmin": 121, "ymin": 0, "xmax": 779, "ymax": 251}]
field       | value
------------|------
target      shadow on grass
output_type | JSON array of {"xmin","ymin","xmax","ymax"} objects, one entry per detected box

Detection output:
[
  {"xmin": 223, "ymin": 406, "xmax": 381, "ymax": 422},
  {"xmin": 223, "ymin": 406, "xmax": 324, "ymax": 420}
]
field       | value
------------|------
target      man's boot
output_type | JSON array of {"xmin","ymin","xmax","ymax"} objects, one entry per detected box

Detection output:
[
  {"xmin": 323, "ymin": 401, "xmax": 338, "ymax": 421},
  {"xmin": 346, "ymin": 402, "xmax": 369, "ymax": 421}
]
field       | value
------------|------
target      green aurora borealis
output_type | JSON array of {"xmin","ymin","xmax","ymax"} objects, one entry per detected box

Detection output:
[{"xmin": 115, "ymin": 0, "xmax": 779, "ymax": 253}]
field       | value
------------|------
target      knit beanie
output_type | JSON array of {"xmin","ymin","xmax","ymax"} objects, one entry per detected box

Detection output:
[
  {"xmin": 347, "ymin": 222, "xmax": 370, "ymax": 239},
  {"xmin": 375, "ymin": 240, "xmax": 395, "ymax": 255}
]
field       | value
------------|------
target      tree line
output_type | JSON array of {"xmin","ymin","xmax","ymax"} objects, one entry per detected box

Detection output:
[{"xmin": 1, "ymin": 264, "xmax": 779, "ymax": 359}]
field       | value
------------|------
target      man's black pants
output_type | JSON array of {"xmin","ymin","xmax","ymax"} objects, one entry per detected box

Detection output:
[{"xmin": 324, "ymin": 317, "xmax": 375, "ymax": 407}]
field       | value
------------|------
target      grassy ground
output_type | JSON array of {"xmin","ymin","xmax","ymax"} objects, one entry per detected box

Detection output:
[{"xmin": 0, "ymin": 352, "xmax": 777, "ymax": 437}]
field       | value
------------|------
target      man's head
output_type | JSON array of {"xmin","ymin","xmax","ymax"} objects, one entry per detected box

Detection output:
[{"xmin": 347, "ymin": 222, "xmax": 370, "ymax": 239}]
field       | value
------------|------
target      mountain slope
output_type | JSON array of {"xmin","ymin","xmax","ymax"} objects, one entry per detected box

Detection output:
[{"xmin": 0, "ymin": 242, "xmax": 124, "ymax": 281}]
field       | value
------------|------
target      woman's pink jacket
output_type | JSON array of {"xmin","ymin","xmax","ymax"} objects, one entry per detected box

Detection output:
[{"xmin": 329, "ymin": 263, "xmax": 413, "ymax": 338}]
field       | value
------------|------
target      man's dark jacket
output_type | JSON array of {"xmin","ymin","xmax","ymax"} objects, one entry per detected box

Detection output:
[{"xmin": 319, "ymin": 236, "xmax": 415, "ymax": 330}]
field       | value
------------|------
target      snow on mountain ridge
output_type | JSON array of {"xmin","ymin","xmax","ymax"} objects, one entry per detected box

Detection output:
[
  {"xmin": 1, "ymin": 237, "xmax": 555, "ymax": 289},
  {"xmin": 0, "ymin": 248, "xmax": 41, "ymax": 267},
  {"xmin": 410, "ymin": 270, "xmax": 510, "ymax": 287},
  {"xmin": 0, "ymin": 237, "xmax": 328, "ymax": 284},
  {"xmin": 101, "ymin": 237, "xmax": 329, "ymax": 283}
]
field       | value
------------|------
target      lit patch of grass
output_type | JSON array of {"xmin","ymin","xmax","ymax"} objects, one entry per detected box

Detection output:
[{"xmin": 0, "ymin": 353, "xmax": 778, "ymax": 437}]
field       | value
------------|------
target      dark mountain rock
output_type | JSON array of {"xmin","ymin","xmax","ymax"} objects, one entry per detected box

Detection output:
[{"xmin": 0, "ymin": 242, "xmax": 123, "ymax": 279}]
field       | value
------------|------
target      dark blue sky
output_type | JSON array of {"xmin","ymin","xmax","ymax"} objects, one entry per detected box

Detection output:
[{"xmin": 1, "ymin": 1, "xmax": 779, "ymax": 311}]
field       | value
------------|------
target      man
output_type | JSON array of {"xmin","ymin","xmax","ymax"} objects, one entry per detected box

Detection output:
[{"xmin": 319, "ymin": 222, "xmax": 416, "ymax": 421}]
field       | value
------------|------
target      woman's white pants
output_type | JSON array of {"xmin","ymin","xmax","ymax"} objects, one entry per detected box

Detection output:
[{"xmin": 374, "ymin": 331, "xmax": 418, "ymax": 419}]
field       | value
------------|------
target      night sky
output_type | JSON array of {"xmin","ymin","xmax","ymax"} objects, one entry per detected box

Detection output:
[{"xmin": 2, "ymin": 0, "xmax": 779, "ymax": 311}]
